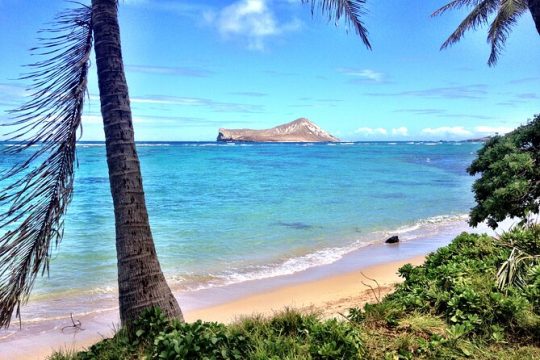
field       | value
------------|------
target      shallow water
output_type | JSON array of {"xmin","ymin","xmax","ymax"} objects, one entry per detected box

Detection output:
[{"xmin": 0, "ymin": 141, "xmax": 481, "ymax": 309}]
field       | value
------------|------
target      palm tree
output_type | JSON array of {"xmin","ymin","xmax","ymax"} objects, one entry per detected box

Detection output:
[
  {"xmin": 433, "ymin": 0, "xmax": 540, "ymax": 66},
  {"xmin": 0, "ymin": 0, "xmax": 371, "ymax": 329}
]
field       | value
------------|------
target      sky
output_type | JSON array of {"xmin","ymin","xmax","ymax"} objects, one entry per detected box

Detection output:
[{"xmin": 0, "ymin": 0, "xmax": 539, "ymax": 141}]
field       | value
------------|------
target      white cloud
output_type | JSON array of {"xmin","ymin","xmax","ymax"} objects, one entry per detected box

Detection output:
[
  {"xmin": 355, "ymin": 127, "xmax": 387, "ymax": 136},
  {"xmin": 474, "ymin": 125, "xmax": 514, "ymax": 135},
  {"xmin": 205, "ymin": 0, "xmax": 301, "ymax": 50},
  {"xmin": 338, "ymin": 68, "xmax": 384, "ymax": 82},
  {"xmin": 392, "ymin": 127, "xmax": 408, "ymax": 136},
  {"xmin": 421, "ymin": 126, "xmax": 472, "ymax": 137}
]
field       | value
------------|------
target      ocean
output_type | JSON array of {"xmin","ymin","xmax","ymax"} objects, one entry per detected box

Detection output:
[{"xmin": 0, "ymin": 141, "xmax": 482, "ymax": 326}]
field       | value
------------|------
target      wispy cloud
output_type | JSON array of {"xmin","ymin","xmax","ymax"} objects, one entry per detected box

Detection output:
[
  {"xmin": 130, "ymin": 95, "xmax": 264, "ymax": 113},
  {"xmin": 367, "ymin": 84, "xmax": 488, "ymax": 100},
  {"xmin": 338, "ymin": 68, "xmax": 385, "ymax": 83},
  {"xmin": 394, "ymin": 108, "xmax": 494, "ymax": 120},
  {"xmin": 516, "ymin": 92, "xmax": 539, "ymax": 99},
  {"xmin": 421, "ymin": 126, "xmax": 472, "ymax": 137},
  {"xmin": 508, "ymin": 77, "xmax": 540, "ymax": 84},
  {"xmin": 126, "ymin": 65, "xmax": 214, "ymax": 77},
  {"xmin": 204, "ymin": 0, "xmax": 301, "ymax": 50}
]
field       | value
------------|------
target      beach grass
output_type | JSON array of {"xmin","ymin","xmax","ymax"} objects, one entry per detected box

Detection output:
[{"xmin": 49, "ymin": 225, "xmax": 540, "ymax": 359}]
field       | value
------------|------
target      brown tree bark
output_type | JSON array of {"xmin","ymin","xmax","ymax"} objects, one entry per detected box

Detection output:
[
  {"xmin": 529, "ymin": 0, "xmax": 540, "ymax": 35},
  {"xmin": 91, "ymin": 0, "xmax": 183, "ymax": 326}
]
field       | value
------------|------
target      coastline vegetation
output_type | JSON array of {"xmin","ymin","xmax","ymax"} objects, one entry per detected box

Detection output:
[{"xmin": 50, "ymin": 223, "xmax": 540, "ymax": 359}]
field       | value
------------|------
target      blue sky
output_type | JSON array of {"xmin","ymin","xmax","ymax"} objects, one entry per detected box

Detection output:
[{"xmin": 0, "ymin": 0, "xmax": 539, "ymax": 141}]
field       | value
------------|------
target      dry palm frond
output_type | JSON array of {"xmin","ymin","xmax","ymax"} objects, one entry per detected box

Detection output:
[
  {"xmin": 0, "ymin": 5, "xmax": 92, "ymax": 327},
  {"xmin": 303, "ymin": 0, "xmax": 371, "ymax": 49},
  {"xmin": 487, "ymin": 0, "xmax": 527, "ymax": 65}
]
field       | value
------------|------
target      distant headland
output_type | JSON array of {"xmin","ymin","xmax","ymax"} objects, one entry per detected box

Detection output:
[{"xmin": 217, "ymin": 118, "xmax": 340, "ymax": 143}]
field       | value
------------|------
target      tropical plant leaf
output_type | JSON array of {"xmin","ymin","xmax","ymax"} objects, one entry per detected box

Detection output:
[
  {"xmin": 432, "ymin": 0, "xmax": 485, "ymax": 17},
  {"xmin": 303, "ymin": 0, "xmax": 371, "ymax": 49},
  {"xmin": 497, "ymin": 247, "xmax": 540, "ymax": 290},
  {"xmin": 0, "ymin": 5, "xmax": 93, "ymax": 327},
  {"xmin": 487, "ymin": 0, "xmax": 527, "ymax": 65},
  {"xmin": 435, "ymin": 0, "xmax": 499, "ymax": 50}
]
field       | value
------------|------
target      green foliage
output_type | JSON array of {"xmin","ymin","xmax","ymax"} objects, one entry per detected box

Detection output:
[
  {"xmin": 468, "ymin": 114, "xmax": 540, "ymax": 228},
  {"xmin": 51, "ymin": 227, "xmax": 540, "ymax": 360},
  {"xmin": 232, "ymin": 309, "xmax": 364, "ymax": 359},
  {"xmin": 496, "ymin": 224, "xmax": 540, "ymax": 306},
  {"xmin": 153, "ymin": 320, "xmax": 249, "ymax": 360},
  {"xmin": 500, "ymin": 223, "xmax": 540, "ymax": 255},
  {"xmin": 381, "ymin": 231, "xmax": 539, "ymax": 343}
]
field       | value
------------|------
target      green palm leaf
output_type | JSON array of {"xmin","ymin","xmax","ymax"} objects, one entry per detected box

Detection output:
[
  {"xmin": 303, "ymin": 0, "xmax": 372, "ymax": 49},
  {"xmin": 487, "ymin": 0, "xmax": 527, "ymax": 65},
  {"xmin": 434, "ymin": 0, "xmax": 530, "ymax": 66}
]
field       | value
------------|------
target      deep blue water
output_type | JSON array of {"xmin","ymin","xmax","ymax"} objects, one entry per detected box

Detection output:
[{"xmin": 0, "ymin": 141, "xmax": 481, "ymax": 298}]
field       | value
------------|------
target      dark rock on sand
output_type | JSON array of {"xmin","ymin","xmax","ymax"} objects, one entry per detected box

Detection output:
[{"xmin": 385, "ymin": 235, "xmax": 399, "ymax": 244}]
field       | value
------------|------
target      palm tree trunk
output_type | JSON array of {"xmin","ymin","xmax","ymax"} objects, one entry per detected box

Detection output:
[
  {"xmin": 91, "ymin": 0, "xmax": 183, "ymax": 326},
  {"xmin": 529, "ymin": 0, "xmax": 540, "ymax": 35}
]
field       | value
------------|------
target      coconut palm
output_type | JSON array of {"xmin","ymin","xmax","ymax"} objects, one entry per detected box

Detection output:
[
  {"xmin": 433, "ymin": 0, "xmax": 540, "ymax": 66},
  {"xmin": 0, "ymin": 0, "xmax": 371, "ymax": 328}
]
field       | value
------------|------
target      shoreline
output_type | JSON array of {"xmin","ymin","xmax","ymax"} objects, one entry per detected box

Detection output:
[
  {"xmin": 185, "ymin": 255, "xmax": 426, "ymax": 324},
  {"xmin": 0, "ymin": 217, "xmax": 510, "ymax": 359},
  {"xmin": 0, "ymin": 255, "xmax": 425, "ymax": 360}
]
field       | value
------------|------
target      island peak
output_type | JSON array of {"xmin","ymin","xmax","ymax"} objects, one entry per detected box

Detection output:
[{"xmin": 217, "ymin": 118, "xmax": 339, "ymax": 142}]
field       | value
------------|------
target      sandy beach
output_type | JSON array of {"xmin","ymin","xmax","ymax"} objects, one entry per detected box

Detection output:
[
  {"xmin": 1, "ymin": 217, "xmax": 508, "ymax": 360},
  {"xmin": 1, "ymin": 255, "xmax": 424, "ymax": 360},
  {"xmin": 185, "ymin": 255, "xmax": 425, "ymax": 324}
]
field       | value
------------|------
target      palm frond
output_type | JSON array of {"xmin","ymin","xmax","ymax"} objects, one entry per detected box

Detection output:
[
  {"xmin": 435, "ymin": 0, "xmax": 499, "ymax": 49},
  {"xmin": 303, "ymin": 0, "xmax": 371, "ymax": 49},
  {"xmin": 432, "ymin": 0, "xmax": 485, "ymax": 17},
  {"xmin": 0, "ymin": 5, "xmax": 92, "ymax": 328},
  {"xmin": 487, "ymin": 0, "xmax": 527, "ymax": 66}
]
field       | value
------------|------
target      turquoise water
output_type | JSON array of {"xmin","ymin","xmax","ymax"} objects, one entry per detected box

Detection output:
[{"xmin": 0, "ymin": 141, "xmax": 481, "ymax": 300}]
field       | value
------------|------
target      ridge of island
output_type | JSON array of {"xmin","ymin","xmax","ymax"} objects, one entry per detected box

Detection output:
[{"xmin": 217, "ymin": 118, "xmax": 340, "ymax": 142}]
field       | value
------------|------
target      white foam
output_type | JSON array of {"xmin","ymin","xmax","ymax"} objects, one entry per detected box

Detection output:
[{"xmin": 184, "ymin": 213, "xmax": 469, "ymax": 291}]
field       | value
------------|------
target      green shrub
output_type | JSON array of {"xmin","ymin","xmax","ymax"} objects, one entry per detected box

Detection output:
[
  {"xmin": 153, "ymin": 320, "xmax": 249, "ymax": 360},
  {"xmin": 350, "ymin": 229, "xmax": 540, "ymax": 346},
  {"xmin": 500, "ymin": 223, "xmax": 540, "ymax": 255}
]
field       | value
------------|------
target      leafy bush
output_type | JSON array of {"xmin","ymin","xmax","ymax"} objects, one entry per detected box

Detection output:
[
  {"xmin": 352, "ymin": 231, "xmax": 540, "ymax": 344},
  {"xmin": 500, "ymin": 223, "xmax": 540, "ymax": 255},
  {"xmin": 468, "ymin": 114, "xmax": 540, "ymax": 228},
  {"xmin": 153, "ymin": 320, "xmax": 249, "ymax": 360}
]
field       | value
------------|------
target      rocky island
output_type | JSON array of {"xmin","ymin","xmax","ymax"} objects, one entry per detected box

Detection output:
[{"xmin": 217, "ymin": 118, "xmax": 340, "ymax": 142}]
